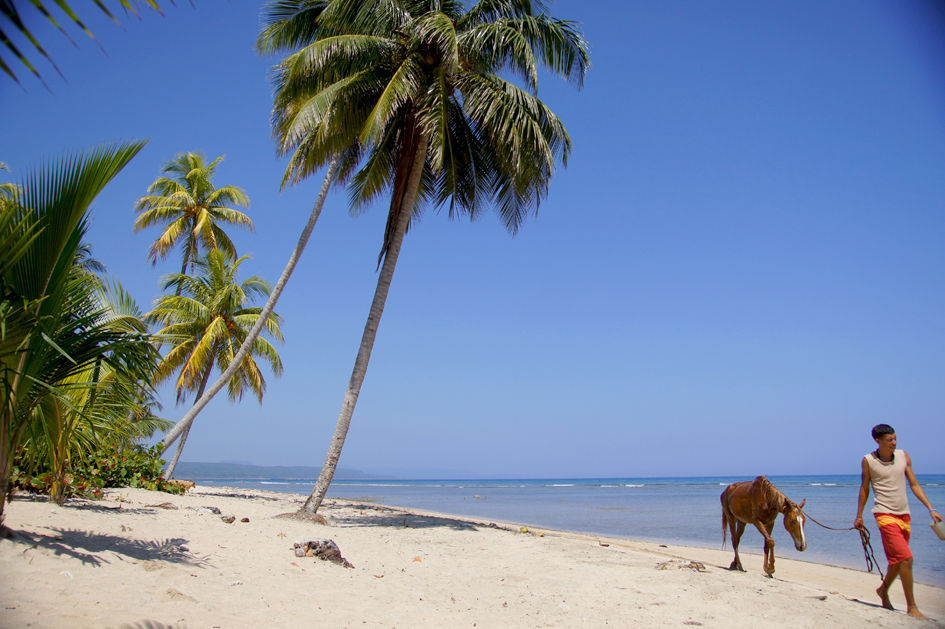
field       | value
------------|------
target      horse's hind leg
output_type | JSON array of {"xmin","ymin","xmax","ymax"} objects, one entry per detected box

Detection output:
[{"xmin": 731, "ymin": 521, "xmax": 746, "ymax": 571}]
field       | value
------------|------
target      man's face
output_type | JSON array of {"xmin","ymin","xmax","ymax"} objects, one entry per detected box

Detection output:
[{"xmin": 875, "ymin": 432, "xmax": 897, "ymax": 452}]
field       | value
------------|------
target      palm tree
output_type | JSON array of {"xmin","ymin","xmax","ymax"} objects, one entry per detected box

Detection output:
[
  {"xmin": 147, "ymin": 249, "xmax": 285, "ymax": 478},
  {"xmin": 252, "ymin": 0, "xmax": 589, "ymax": 515},
  {"xmin": 1, "ymin": 141, "xmax": 153, "ymax": 526},
  {"xmin": 157, "ymin": 156, "xmax": 339, "ymax": 468},
  {"xmin": 134, "ymin": 152, "xmax": 255, "ymax": 278},
  {"xmin": 19, "ymin": 272, "xmax": 164, "ymax": 505},
  {"xmin": 1, "ymin": 0, "xmax": 168, "ymax": 88}
]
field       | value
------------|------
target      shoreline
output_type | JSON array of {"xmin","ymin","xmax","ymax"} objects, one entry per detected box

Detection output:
[{"xmin": 2, "ymin": 485, "xmax": 942, "ymax": 628}]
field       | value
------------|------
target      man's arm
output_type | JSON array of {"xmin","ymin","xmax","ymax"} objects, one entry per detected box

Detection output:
[
  {"xmin": 854, "ymin": 456, "xmax": 871, "ymax": 530},
  {"xmin": 904, "ymin": 452, "xmax": 943, "ymax": 523}
]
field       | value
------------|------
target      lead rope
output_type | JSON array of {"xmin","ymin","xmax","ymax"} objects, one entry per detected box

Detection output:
[{"xmin": 801, "ymin": 509, "xmax": 885, "ymax": 583}]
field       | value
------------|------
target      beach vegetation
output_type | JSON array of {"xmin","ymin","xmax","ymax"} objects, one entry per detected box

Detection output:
[
  {"xmin": 251, "ymin": 0, "xmax": 589, "ymax": 516},
  {"xmin": 147, "ymin": 249, "xmax": 285, "ymax": 479},
  {"xmin": 14, "ymin": 273, "xmax": 168, "ymax": 505},
  {"xmin": 0, "ymin": 141, "xmax": 168, "ymax": 524},
  {"xmin": 11, "ymin": 438, "xmax": 184, "ymax": 500}
]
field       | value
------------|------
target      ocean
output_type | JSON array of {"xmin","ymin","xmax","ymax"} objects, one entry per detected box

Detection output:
[{"xmin": 194, "ymin": 474, "xmax": 945, "ymax": 588}]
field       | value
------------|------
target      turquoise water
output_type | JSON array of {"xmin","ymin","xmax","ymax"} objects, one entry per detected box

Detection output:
[{"xmin": 195, "ymin": 474, "xmax": 945, "ymax": 588}]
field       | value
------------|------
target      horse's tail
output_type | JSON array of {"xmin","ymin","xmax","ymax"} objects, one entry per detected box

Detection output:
[
  {"xmin": 722, "ymin": 502, "xmax": 728, "ymax": 550},
  {"xmin": 722, "ymin": 509, "xmax": 728, "ymax": 550}
]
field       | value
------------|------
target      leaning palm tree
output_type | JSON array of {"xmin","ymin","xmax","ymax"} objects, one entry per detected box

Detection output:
[
  {"xmin": 134, "ymin": 152, "xmax": 255, "ymax": 277},
  {"xmin": 156, "ymin": 157, "xmax": 339, "ymax": 468},
  {"xmin": 253, "ymin": 0, "xmax": 589, "ymax": 516},
  {"xmin": 147, "ymin": 249, "xmax": 284, "ymax": 478}
]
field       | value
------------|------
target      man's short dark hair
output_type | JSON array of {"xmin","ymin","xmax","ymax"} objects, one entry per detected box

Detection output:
[{"xmin": 872, "ymin": 424, "xmax": 895, "ymax": 440}]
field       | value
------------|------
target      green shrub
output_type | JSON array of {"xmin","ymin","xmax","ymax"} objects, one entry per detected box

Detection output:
[{"xmin": 11, "ymin": 440, "xmax": 184, "ymax": 499}]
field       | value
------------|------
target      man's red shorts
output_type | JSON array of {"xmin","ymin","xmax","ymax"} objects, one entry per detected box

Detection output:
[{"xmin": 875, "ymin": 513, "xmax": 912, "ymax": 565}]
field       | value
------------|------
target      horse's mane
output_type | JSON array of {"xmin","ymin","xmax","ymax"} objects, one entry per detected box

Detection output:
[{"xmin": 757, "ymin": 476, "xmax": 792, "ymax": 513}]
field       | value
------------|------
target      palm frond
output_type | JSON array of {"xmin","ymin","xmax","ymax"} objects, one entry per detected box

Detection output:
[{"xmin": 1, "ymin": 0, "xmax": 170, "ymax": 87}]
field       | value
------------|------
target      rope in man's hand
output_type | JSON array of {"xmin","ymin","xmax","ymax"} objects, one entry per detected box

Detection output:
[
  {"xmin": 802, "ymin": 510, "xmax": 885, "ymax": 583},
  {"xmin": 857, "ymin": 526, "xmax": 885, "ymax": 582}
]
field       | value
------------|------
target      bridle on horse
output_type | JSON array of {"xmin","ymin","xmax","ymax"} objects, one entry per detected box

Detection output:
[{"xmin": 800, "ymin": 509, "xmax": 885, "ymax": 582}]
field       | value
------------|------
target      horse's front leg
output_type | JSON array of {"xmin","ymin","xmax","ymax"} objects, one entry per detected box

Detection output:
[
  {"xmin": 751, "ymin": 521, "xmax": 776, "ymax": 576},
  {"xmin": 731, "ymin": 521, "xmax": 747, "ymax": 571}
]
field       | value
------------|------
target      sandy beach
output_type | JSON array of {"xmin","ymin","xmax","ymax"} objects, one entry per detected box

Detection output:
[{"xmin": 1, "ymin": 485, "xmax": 942, "ymax": 629}]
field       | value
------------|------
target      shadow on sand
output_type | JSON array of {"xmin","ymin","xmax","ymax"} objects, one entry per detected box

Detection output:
[
  {"xmin": 6, "ymin": 526, "xmax": 211, "ymax": 569},
  {"xmin": 110, "ymin": 623, "xmax": 184, "ymax": 629},
  {"xmin": 322, "ymin": 502, "xmax": 499, "ymax": 532}
]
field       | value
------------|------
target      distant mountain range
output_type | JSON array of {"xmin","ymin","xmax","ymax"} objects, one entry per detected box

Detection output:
[{"xmin": 173, "ymin": 462, "xmax": 392, "ymax": 480}]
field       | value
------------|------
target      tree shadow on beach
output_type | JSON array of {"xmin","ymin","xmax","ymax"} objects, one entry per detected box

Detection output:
[
  {"xmin": 5, "ymin": 526, "xmax": 211, "ymax": 568},
  {"xmin": 196, "ymin": 489, "xmax": 284, "ymax": 502},
  {"xmin": 8, "ymin": 493, "xmax": 167, "ymax": 516},
  {"xmin": 323, "ymin": 504, "xmax": 493, "ymax": 532},
  {"xmin": 110, "ymin": 622, "xmax": 183, "ymax": 629}
]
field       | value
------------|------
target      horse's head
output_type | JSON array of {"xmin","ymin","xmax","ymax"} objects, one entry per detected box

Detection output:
[{"xmin": 782, "ymin": 499, "xmax": 807, "ymax": 552}]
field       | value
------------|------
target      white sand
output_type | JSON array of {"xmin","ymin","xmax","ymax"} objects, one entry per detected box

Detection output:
[{"xmin": 1, "ymin": 485, "xmax": 942, "ymax": 628}]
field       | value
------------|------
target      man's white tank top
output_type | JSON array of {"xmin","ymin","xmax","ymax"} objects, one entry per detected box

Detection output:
[{"xmin": 865, "ymin": 450, "xmax": 909, "ymax": 515}]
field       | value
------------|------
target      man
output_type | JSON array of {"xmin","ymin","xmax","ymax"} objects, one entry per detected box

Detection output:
[{"xmin": 854, "ymin": 424, "xmax": 942, "ymax": 619}]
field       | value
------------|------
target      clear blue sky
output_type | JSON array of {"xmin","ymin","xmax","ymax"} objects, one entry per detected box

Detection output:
[{"xmin": 2, "ymin": 1, "xmax": 943, "ymax": 478}]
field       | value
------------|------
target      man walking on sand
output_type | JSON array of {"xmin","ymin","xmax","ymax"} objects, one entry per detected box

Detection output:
[{"xmin": 854, "ymin": 424, "xmax": 942, "ymax": 619}]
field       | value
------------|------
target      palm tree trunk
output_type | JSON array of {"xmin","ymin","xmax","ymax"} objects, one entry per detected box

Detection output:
[
  {"xmin": 0, "ymin": 415, "xmax": 13, "ymax": 529},
  {"xmin": 164, "ymin": 424, "xmax": 191, "ymax": 479},
  {"xmin": 301, "ymin": 132, "xmax": 429, "ymax": 515},
  {"xmin": 160, "ymin": 157, "xmax": 340, "ymax": 470},
  {"xmin": 164, "ymin": 352, "xmax": 216, "ymax": 479},
  {"xmin": 1, "ymin": 397, "xmax": 30, "ymax": 528},
  {"xmin": 175, "ymin": 255, "xmax": 189, "ymax": 296}
]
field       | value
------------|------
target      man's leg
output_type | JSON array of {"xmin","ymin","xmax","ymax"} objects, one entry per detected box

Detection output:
[
  {"xmin": 877, "ymin": 561, "xmax": 901, "ymax": 610},
  {"xmin": 874, "ymin": 514, "xmax": 914, "ymax": 612},
  {"xmin": 898, "ymin": 558, "xmax": 927, "ymax": 619}
]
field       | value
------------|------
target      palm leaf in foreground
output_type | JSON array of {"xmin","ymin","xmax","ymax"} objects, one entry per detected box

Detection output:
[
  {"xmin": 1, "ymin": 140, "xmax": 147, "ymax": 525},
  {"xmin": 1, "ymin": 0, "xmax": 168, "ymax": 87}
]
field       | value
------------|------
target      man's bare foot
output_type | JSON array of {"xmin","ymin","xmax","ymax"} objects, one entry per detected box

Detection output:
[
  {"xmin": 906, "ymin": 606, "xmax": 927, "ymax": 619},
  {"xmin": 876, "ymin": 586, "xmax": 895, "ymax": 610}
]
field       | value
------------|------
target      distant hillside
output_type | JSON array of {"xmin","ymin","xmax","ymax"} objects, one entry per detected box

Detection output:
[{"xmin": 173, "ymin": 462, "xmax": 390, "ymax": 480}]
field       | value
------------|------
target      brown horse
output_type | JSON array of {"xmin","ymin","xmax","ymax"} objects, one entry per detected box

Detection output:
[{"xmin": 721, "ymin": 476, "xmax": 807, "ymax": 576}]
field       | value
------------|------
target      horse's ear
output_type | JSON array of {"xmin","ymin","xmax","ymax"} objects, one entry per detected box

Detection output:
[{"xmin": 799, "ymin": 499, "xmax": 806, "ymax": 509}]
